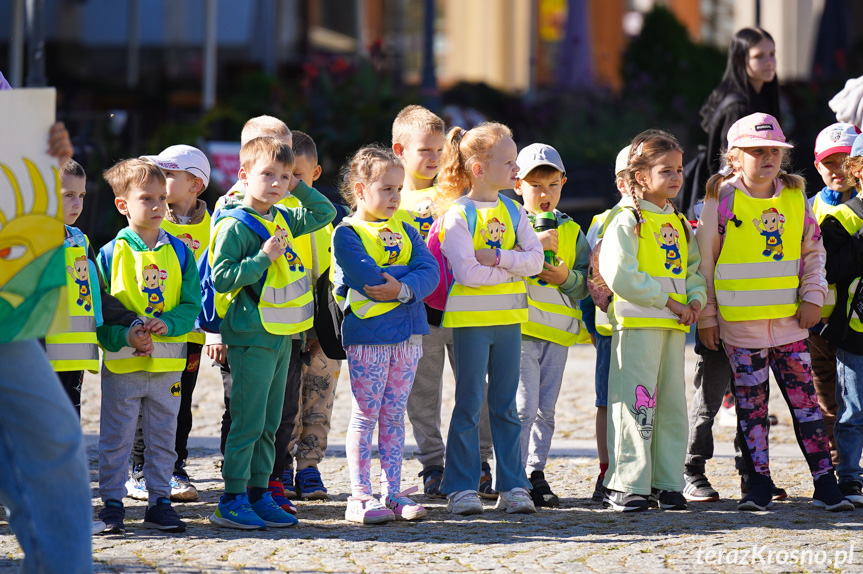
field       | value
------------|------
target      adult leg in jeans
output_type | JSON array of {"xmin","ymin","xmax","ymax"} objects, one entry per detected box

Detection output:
[{"xmin": 0, "ymin": 340, "xmax": 92, "ymax": 574}]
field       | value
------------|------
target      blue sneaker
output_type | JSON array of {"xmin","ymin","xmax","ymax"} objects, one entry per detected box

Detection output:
[
  {"xmin": 209, "ymin": 494, "xmax": 267, "ymax": 530},
  {"xmin": 98, "ymin": 499, "xmax": 125, "ymax": 535},
  {"xmin": 250, "ymin": 491, "xmax": 299, "ymax": 527},
  {"xmin": 295, "ymin": 466, "xmax": 328, "ymax": 500},
  {"xmin": 282, "ymin": 467, "xmax": 296, "ymax": 499},
  {"xmin": 143, "ymin": 497, "xmax": 187, "ymax": 532}
]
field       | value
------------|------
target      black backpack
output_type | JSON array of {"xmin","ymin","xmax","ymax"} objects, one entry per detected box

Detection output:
[{"xmin": 681, "ymin": 93, "xmax": 747, "ymax": 218}]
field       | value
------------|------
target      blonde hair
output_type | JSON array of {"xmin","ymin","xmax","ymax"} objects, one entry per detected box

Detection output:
[
  {"xmin": 626, "ymin": 130, "xmax": 689, "ymax": 241},
  {"xmin": 339, "ymin": 145, "xmax": 404, "ymax": 209},
  {"xmin": 240, "ymin": 137, "xmax": 294, "ymax": 171},
  {"xmin": 103, "ymin": 159, "xmax": 166, "ymax": 198},
  {"xmin": 392, "ymin": 105, "xmax": 446, "ymax": 146},
  {"xmin": 437, "ymin": 122, "xmax": 513, "ymax": 205},
  {"xmin": 705, "ymin": 147, "xmax": 805, "ymax": 201},
  {"xmin": 844, "ymin": 155, "xmax": 863, "ymax": 191},
  {"xmin": 241, "ymin": 115, "xmax": 292, "ymax": 146}
]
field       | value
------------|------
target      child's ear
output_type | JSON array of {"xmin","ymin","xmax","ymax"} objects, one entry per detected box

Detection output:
[
  {"xmin": 354, "ymin": 181, "xmax": 364, "ymax": 201},
  {"xmin": 392, "ymin": 142, "xmax": 404, "ymax": 158},
  {"xmin": 115, "ymin": 197, "xmax": 128, "ymax": 216},
  {"xmin": 513, "ymin": 179, "xmax": 524, "ymax": 196},
  {"xmin": 192, "ymin": 177, "xmax": 204, "ymax": 194},
  {"xmin": 471, "ymin": 161, "xmax": 484, "ymax": 179},
  {"xmin": 238, "ymin": 165, "xmax": 248, "ymax": 184},
  {"xmin": 312, "ymin": 165, "xmax": 322, "ymax": 182},
  {"xmin": 560, "ymin": 176, "xmax": 567, "ymax": 187}
]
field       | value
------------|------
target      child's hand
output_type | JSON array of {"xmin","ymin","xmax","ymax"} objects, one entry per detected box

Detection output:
[
  {"xmin": 364, "ymin": 272, "xmax": 402, "ymax": 301},
  {"xmin": 475, "ymin": 248, "xmax": 498, "ymax": 266},
  {"xmin": 796, "ymin": 301, "xmax": 821, "ymax": 329},
  {"xmin": 262, "ymin": 236, "xmax": 286, "ymax": 261},
  {"xmin": 666, "ymin": 297, "xmax": 695, "ymax": 326},
  {"xmin": 688, "ymin": 300, "xmax": 702, "ymax": 324},
  {"xmin": 47, "ymin": 121, "xmax": 74, "ymax": 167},
  {"xmin": 537, "ymin": 260, "xmax": 569, "ymax": 285},
  {"xmin": 205, "ymin": 343, "xmax": 227, "ymax": 365},
  {"xmin": 128, "ymin": 324, "xmax": 153, "ymax": 356},
  {"xmin": 305, "ymin": 337, "xmax": 321, "ymax": 358},
  {"xmin": 287, "ymin": 174, "xmax": 302, "ymax": 192},
  {"xmin": 537, "ymin": 229, "xmax": 559, "ymax": 253},
  {"xmin": 143, "ymin": 317, "xmax": 168, "ymax": 335},
  {"xmin": 698, "ymin": 325, "xmax": 721, "ymax": 351}
]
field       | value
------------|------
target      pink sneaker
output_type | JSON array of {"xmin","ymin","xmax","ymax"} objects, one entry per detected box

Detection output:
[
  {"xmin": 345, "ymin": 496, "xmax": 395, "ymax": 524},
  {"xmin": 382, "ymin": 486, "xmax": 427, "ymax": 521}
]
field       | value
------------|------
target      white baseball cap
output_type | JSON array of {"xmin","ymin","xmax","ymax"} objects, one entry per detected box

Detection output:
[
  {"xmin": 516, "ymin": 143, "xmax": 566, "ymax": 179},
  {"xmin": 615, "ymin": 145, "xmax": 632, "ymax": 176},
  {"xmin": 142, "ymin": 145, "xmax": 211, "ymax": 189},
  {"xmin": 814, "ymin": 123, "xmax": 860, "ymax": 163}
]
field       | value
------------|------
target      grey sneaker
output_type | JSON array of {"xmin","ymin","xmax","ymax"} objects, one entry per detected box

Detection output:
[{"xmin": 495, "ymin": 487, "xmax": 537, "ymax": 514}]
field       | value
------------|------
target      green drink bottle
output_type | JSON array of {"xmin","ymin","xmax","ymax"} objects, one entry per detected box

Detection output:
[{"xmin": 533, "ymin": 211, "xmax": 558, "ymax": 265}]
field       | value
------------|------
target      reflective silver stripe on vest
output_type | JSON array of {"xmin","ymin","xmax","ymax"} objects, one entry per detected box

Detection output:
[
  {"xmin": 105, "ymin": 341, "xmax": 186, "ymax": 362},
  {"xmin": 262, "ymin": 277, "xmax": 310, "ymax": 305},
  {"xmin": 528, "ymin": 307, "xmax": 580, "ymax": 334},
  {"xmin": 715, "ymin": 288, "xmax": 798, "ymax": 307},
  {"xmin": 825, "ymin": 289, "xmax": 836, "ymax": 306},
  {"xmin": 46, "ymin": 342, "xmax": 99, "ymax": 362},
  {"xmin": 66, "ymin": 315, "xmax": 97, "ymax": 333},
  {"xmin": 260, "ymin": 300, "xmax": 315, "ymax": 324},
  {"xmin": 715, "ymin": 260, "xmax": 800, "ymax": 281},
  {"xmin": 445, "ymin": 292, "xmax": 528, "ymax": 313},
  {"xmin": 655, "ymin": 277, "xmax": 686, "ymax": 295},
  {"xmin": 613, "ymin": 301, "xmax": 679, "ymax": 321},
  {"xmin": 527, "ymin": 284, "xmax": 577, "ymax": 309}
]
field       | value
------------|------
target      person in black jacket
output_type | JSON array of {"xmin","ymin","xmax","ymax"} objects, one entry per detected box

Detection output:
[
  {"xmin": 820, "ymin": 138, "xmax": 863, "ymax": 507},
  {"xmin": 684, "ymin": 27, "xmax": 786, "ymax": 504}
]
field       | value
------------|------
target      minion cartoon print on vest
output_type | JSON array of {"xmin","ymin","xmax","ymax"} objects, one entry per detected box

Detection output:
[
  {"xmin": 275, "ymin": 225, "xmax": 304, "ymax": 272},
  {"xmin": 480, "ymin": 218, "xmax": 506, "ymax": 249},
  {"xmin": 176, "ymin": 233, "xmax": 201, "ymax": 253},
  {"xmin": 379, "ymin": 228, "xmax": 404, "ymax": 266},
  {"xmin": 411, "ymin": 198, "xmax": 435, "ymax": 239},
  {"xmin": 654, "ymin": 223, "xmax": 683, "ymax": 275},
  {"xmin": 753, "ymin": 208, "xmax": 785, "ymax": 261},
  {"xmin": 67, "ymin": 255, "xmax": 93, "ymax": 311},
  {"xmin": 630, "ymin": 384, "xmax": 656, "ymax": 440},
  {"xmin": 141, "ymin": 264, "xmax": 166, "ymax": 317}
]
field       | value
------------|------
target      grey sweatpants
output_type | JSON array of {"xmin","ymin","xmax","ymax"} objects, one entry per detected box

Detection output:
[
  {"xmin": 406, "ymin": 323, "xmax": 493, "ymax": 469},
  {"xmin": 517, "ymin": 340, "xmax": 569, "ymax": 473},
  {"xmin": 99, "ymin": 368, "xmax": 181, "ymax": 505}
]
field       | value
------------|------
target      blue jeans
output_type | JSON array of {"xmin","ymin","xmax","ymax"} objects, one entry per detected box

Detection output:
[
  {"xmin": 0, "ymin": 340, "xmax": 92, "ymax": 574},
  {"xmin": 442, "ymin": 324, "xmax": 530, "ymax": 494},
  {"xmin": 835, "ymin": 348, "xmax": 863, "ymax": 484},
  {"xmin": 594, "ymin": 334, "xmax": 611, "ymax": 407}
]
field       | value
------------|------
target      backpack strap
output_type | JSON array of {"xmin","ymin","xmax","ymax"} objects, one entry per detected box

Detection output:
[
  {"xmin": 99, "ymin": 239, "xmax": 117, "ymax": 289},
  {"xmin": 65, "ymin": 226, "xmax": 87, "ymax": 248},
  {"xmin": 165, "ymin": 233, "xmax": 189, "ymax": 273},
  {"xmin": 717, "ymin": 190, "xmax": 741, "ymax": 237},
  {"xmin": 500, "ymin": 195, "xmax": 522, "ymax": 245}
]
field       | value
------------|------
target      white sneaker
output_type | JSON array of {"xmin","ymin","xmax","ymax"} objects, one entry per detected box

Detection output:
[
  {"xmin": 717, "ymin": 405, "xmax": 737, "ymax": 428},
  {"xmin": 447, "ymin": 490, "xmax": 484, "ymax": 515},
  {"xmin": 91, "ymin": 520, "xmax": 107, "ymax": 535},
  {"xmin": 345, "ymin": 496, "xmax": 395, "ymax": 524},
  {"xmin": 495, "ymin": 487, "xmax": 537, "ymax": 514},
  {"xmin": 124, "ymin": 474, "xmax": 148, "ymax": 501},
  {"xmin": 382, "ymin": 486, "xmax": 427, "ymax": 520}
]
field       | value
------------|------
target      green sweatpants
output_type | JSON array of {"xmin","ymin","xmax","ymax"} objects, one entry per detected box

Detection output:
[
  {"xmin": 605, "ymin": 328, "xmax": 688, "ymax": 495},
  {"xmin": 223, "ymin": 337, "xmax": 293, "ymax": 492}
]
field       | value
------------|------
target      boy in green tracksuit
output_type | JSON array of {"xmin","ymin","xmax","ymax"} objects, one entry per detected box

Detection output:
[{"xmin": 208, "ymin": 137, "xmax": 336, "ymax": 529}]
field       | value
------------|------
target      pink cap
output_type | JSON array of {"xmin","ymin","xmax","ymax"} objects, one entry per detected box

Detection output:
[
  {"xmin": 726, "ymin": 113, "xmax": 793, "ymax": 150},
  {"xmin": 814, "ymin": 122, "xmax": 860, "ymax": 163}
]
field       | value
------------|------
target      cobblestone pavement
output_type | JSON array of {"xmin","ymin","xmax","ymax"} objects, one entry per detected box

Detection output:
[{"xmin": 3, "ymin": 344, "xmax": 863, "ymax": 573}]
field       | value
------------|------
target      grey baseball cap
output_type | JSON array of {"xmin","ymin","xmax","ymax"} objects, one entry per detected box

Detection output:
[{"xmin": 516, "ymin": 143, "xmax": 566, "ymax": 179}]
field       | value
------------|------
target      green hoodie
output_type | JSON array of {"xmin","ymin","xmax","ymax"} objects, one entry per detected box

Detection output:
[
  {"xmin": 96, "ymin": 228, "xmax": 201, "ymax": 352},
  {"xmin": 212, "ymin": 181, "xmax": 336, "ymax": 349}
]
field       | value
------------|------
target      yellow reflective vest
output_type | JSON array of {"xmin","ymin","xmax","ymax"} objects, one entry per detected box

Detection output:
[
  {"xmin": 103, "ymin": 237, "xmax": 187, "ymax": 373},
  {"xmin": 212, "ymin": 208, "xmax": 314, "ymax": 335},
  {"xmin": 812, "ymin": 195, "xmax": 846, "ymax": 319},
  {"xmin": 442, "ymin": 195, "xmax": 529, "ymax": 328},
  {"xmin": 714, "ymin": 189, "xmax": 805, "ymax": 322},
  {"xmin": 589, "ymin": 209, "xmax": 613, "ymax": 337},
  {"xmin": 161, "ymin": 211, "xmax": 211, "ymax": 343},
  {"xmin": 523, "ymin": 217, "xmax": 583, "ymax": 346},
  {"xmin": 609, "ymin": 210, "xmax": 689, "ymax": 331},
  {"xmin": 396, "ymin": 186, "xmax": 441, "ymax": 241},
  {"xmin": 341, "ymin": 216, "xmax": 413, "ymax": 319},
  {"xmin": 279, "ymin": 194, "xmax": 334, "ymax": 280},
  {"xmin": 45, "ymin": 227, "xmax": 100, "ymax": 372}
]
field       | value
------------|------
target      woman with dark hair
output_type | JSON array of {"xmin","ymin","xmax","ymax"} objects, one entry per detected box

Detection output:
[
  {"xmin": 700, "ymin": 27, "xmax": 780, "ymax": 177},
  {"xmin": 684, "ymin": 27, "xmax": 786, "ymax": 506}
]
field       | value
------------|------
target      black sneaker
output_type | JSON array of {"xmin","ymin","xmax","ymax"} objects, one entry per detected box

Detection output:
[
  {"xmin": 418, "ymin": 465, "xmax": 445, "ymax": 499},
  {"xmin": 143, "ymin": 497, "xmax": 187, "ymax": 532},
  {"xmin": 528, "ymin": 470, "xmax": 559, "ymax": 507},
  {"xmin": 478, "ymin": 461, "xmax": 499, "ymax": 500},
  {"xmin": 603, "ymin": 489, "xmax": 648, "ymax": 512},
  {"xmin": 738, "ymin": 473, "xmax": 773, "ymax": 511},
  {"xmin": 98, "ymin": 499, "xmax": 125, "ymax": 535},
  {"xmin": 813, "ymin": 473, "xmax": 854, "ymax": 512},
  {"xmin": 591, "ymin": 474, "xmax": 606, "ymax": 503},
  {"xmin": 741, "ymin": 474, "xmax": 787, "ymax": 501},
  {"xmin": 683, "ymin": 473, "xmax": 719, "ymax": 502},
  {"xmin": 839, "ymin": 481, "xmax": 863, "ymax": 508},
  {"xmin": 650, "ymin": 489, "xmax": 687, "ymax": 510}
]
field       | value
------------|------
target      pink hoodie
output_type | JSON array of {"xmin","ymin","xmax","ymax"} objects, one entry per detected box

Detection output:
[{"xmin": 696, "ymin": 174, "xmax": 827, "ymax": 349}]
